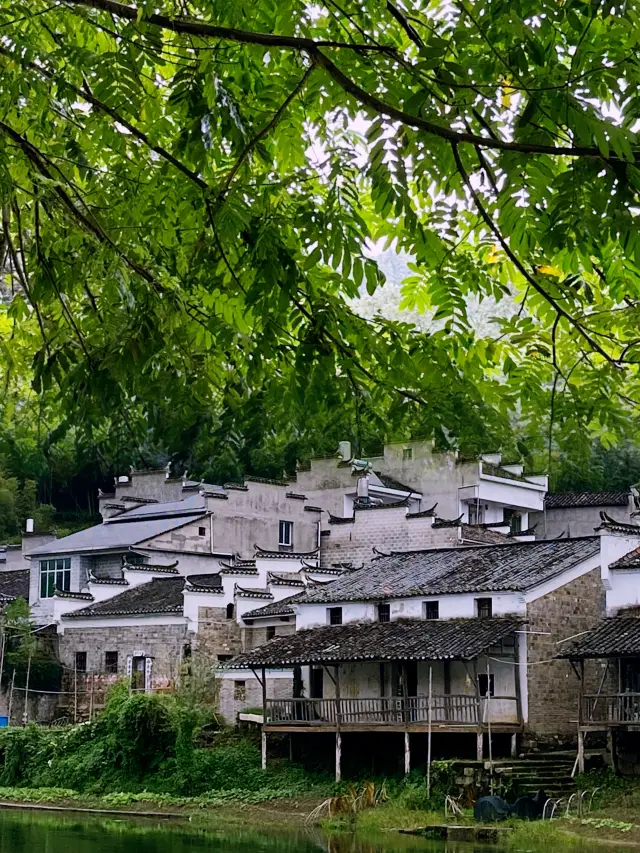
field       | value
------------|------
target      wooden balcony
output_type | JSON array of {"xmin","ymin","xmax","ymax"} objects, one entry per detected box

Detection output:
[
  {"xmin": 582, "ymin": 693, "xmax": 640, "ymax": 727},
  {"xmin": 264, "ymin": 695, "xmax": 519, "ymax": 732}
]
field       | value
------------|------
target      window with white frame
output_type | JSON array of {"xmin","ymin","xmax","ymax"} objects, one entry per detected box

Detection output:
[
  {"xmin": 39, "ymin": 558, "xmax": 71, "ymax": 598},
  {"xmin": 279, "ymin": 520, "xmax": 293, "ymax": 550}
]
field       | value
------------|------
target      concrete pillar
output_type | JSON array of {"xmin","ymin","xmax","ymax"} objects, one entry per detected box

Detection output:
[
  {"xmin": 335, "ymin": 731, "xmax": 342, "ymax": 782},
  {"xmin": 261, "ymin": 730, "xmax": 267, "ymax": 770},
  {"xmin": 477, "ymin": 731, "xmax": 484, "ymax": 761},
  {"xmin": 404, "ymin": 731, "xmax": 411, "ymax": 775},
  {"xmin": 511, "ymin": 733, "xmax": 517, "ymax": 758}
]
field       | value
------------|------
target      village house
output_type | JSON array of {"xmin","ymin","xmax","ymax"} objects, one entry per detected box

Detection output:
[
  {"xmin": 555, "ymin": 515, "xmax": 640, "ymax": 773},
  {"xmin": 297, "ymin": 441, "xmax": 548, "ymax": 533},
  {"xmin": 227, "ymin": 516, "xmax": 640, "ymax": 779},
  {"xmin": 531, "ymin": 491, "xmax": 634, "ymax": 539}
]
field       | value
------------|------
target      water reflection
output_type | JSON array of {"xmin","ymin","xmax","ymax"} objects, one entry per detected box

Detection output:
[{"xmin": 0, "ymin": 810, "xmax": 606, "ymax": 853}]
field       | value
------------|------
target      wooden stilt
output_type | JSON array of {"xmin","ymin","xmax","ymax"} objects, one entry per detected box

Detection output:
[
  {"xmin": 404, "ymin": 731, "xmax": 411, "ymax": 775},
  {"xmin": 477, "ymin": 731, "xmax": 484, "ymax": 761},
  {"xmin": 335, "ymin": 731, "xmax": 342, "ymax": 783},
  {"xmin": 577, "ymin": 729, "xmax": 585, "ymax": 775},
  {"xmin": 426, "ymin": 665, "xmax": 433, "ymax": 796},
  {"xmin": 511, "ymin": 733, "xmax": 517, "ymax": 758},
  {"xmin": 23, "ymin": 654, "xmax": 31, "ymax": 727},
  {"xmin": 261, "ymin": 730, "xmax": 267, "ymax": 771}
]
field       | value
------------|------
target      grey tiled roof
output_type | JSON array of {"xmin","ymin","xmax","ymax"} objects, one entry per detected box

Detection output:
[
  {"xmin": 64, "ymin": 577, "xmax": 185, "ymax": 619},
  {"xmin": 229, "ymin": 618, "xmax": 521, "ymax": 667},
  {"xmin": 254, "ymin": 546, "xmax": 320, "ymax": 560},
  {"xmin": 595, "ymin": 512, "xmax": 640, "ymax": 534},
  {"xmin": 0, "ymin": 569, "xmax": 29, "ymax": 601},
  {"xmin": 546, "ymin": 492, "xmax": 629, "ymax": 509},
  {"xmin": 29, "ymin": 511, "xmax": 207, "ymax": 556},
  {"xmin": 301, "ymin": 538, "xmax": 600, "ymax": 603},
  {"xmin": 242, "ymin": 593, "xmax": 304, "ymax": 619},
  {"xmin": 611, "ymin": 546, "xmax": 640, "ymax": 569},
  {"xmin": 557, "ymin": 618, "xmax": 640, "ymax": 658},
  {"xmin": 460, "ymin": 524, "xmax": 512, "ymax": 545},
  {"xmin": 185, "ymin": 573, "xmax": 224, "ymax": 593},
  {"xmin": 374, "ymin": 472, "xmax": 420, "ymax": 494}
]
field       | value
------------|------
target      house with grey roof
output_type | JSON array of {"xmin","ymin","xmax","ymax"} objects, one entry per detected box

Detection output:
[
  {"xmin": 531, "ymin": 491, "xmax": 633, "ymax": 539},
  {"xmin": 226, "ymin": 516, "xmax": 640, "ymax": 778}
]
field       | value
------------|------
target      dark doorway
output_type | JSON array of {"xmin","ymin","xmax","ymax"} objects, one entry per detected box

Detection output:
[
  {"xmin": 132, "ymin": 656, "xmax": 146, "ymax": 691},
  {"xmin": 310, "ymin": 666, "xmax": 323, "ymax": 699}
]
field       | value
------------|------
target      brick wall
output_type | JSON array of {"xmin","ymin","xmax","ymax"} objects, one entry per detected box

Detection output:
[
  {"xmin": 218, "ymin": 675, "xmax": 293, "ymax": 725},
  {"xmin": 321, "ymin": 507, "xmax": 458, "ymax": 567},
  {"xmin": 526, "ymin": 568, "xmax": 606, "ymax": 741}
]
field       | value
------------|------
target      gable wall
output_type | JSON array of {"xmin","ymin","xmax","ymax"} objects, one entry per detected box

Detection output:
[{"xmin": 525, "ymin": 567, "xmax": 606, "ymax": 740}]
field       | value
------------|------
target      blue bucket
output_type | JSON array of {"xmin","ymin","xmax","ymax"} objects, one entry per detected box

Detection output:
[{"xmin": 0, "ymin": 716, "xmax": 9, "ymax": 728}]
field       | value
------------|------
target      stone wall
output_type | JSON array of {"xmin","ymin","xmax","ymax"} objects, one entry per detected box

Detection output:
[
  {"xmin": 244, "ymin": 623, "xmax": 296, "ymax": 651},
  {"xmin": 58, "ymin": 622, "xmax": 188, "ymax": 684},
  {"xmin": 218, "ymin": 675, "xmax": 293, "ymax": 725},
  {"xmin": 321, "ymin": 506, "xmax": 459, "ymax": 567},
  {"xmin": 525, "ymin": 567, "xmax": 607, "ymax": 742},
  {"xmin": 192, "ymin": 606, "xmax": 243, "ymax": 659}
]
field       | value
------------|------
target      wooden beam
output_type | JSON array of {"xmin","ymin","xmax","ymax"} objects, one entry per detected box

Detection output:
[
  {"xmin": 577, "ymin": 729, "xmax": 585, "ymax": 774},
  {"xmin": 404, "ymin": 731, "xmax": 411, "ymax": 775}
]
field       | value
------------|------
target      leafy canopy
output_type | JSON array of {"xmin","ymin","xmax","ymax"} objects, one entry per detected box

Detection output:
[{"xmin": 2, "ymin": 0, "xmax": 640, "ymax": 469}]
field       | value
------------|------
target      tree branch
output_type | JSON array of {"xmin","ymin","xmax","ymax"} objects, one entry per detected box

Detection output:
[
  {"xmin": 211, "ymin": 63, "xmax": 316, "ymax": 216},
  {"xmin": 450, "ymin": 142, "xmax": 620, "ymax": 365},
  {"xmin": 64, "ymin": 0, "xmax": 640, "ymax": 162}
]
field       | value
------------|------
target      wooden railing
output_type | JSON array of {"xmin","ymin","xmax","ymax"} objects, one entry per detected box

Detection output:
[
  {"xmin": 265, "ymin": 695, "xmax": 517, "ymax": 726},
  {"xmin": 582, "ymin": 693, "xmax": 640, "ymax": 725}
]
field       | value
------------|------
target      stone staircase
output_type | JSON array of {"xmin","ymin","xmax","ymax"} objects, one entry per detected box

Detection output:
[{"xmin": 490, "ymin": 751, "xmax": 581, "ymax": 797}]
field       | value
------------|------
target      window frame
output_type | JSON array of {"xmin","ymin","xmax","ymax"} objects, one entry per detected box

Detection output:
[
  {"xmin": 476, "ymin": 597, "xmax": 493, "ymax": 619},
  {"xmin": 479, "ymin": 673, "xmax": 495, "ymax": 697},
  {"xmin": 266, "ymin": 626, "xmax": 276, "ymax": 641},
  {"xmin": 105, "ymin": 651, "xmax": 118, "ymax": 674},
  {"xmin": 278, "ymin": 519, "xmax": 294, "ymax": 549},
  {"xmin": 423, "ymin": 600, "xmax": 440, "ymax": 620},
  {"xmin": 75, "ymin": 651, "xmax": 87, "ymax": 673},
  {"xmin": 234, "ymin": 680, "xmax": 246, "ymax": 701},
  {"xmin": 198, "ymin": 526, "xmax": 207, "ymax": 537},
  {"xmin": 402, "ymin": 447, "xmax": 413, "ymax": 460},
  {"xmin": 39, "ymin": 558, "xmax": 71, "ymax": 599},
  {"xmin": 377, "ymin": 602, "xmax": 391, "ymax": 623},
  {"xmin": 328, "ymin": 606, "xmax": 343, "ymax": 626}
]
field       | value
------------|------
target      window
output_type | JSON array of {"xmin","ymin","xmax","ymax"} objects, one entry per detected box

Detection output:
[
  {"xmin": 479, "ymin": 673, "xmax": 495, "ymax": 697},
  {"xmin": 198, "ymin": 526, "xmax": 206, "ymax": 536},
  {"xmin": 39, "ymin": 558, "xmax": 71, "ymax": 598},
  {"xmin": 424, "ymin": 600, "xmax": 440, "ymax": 620},
  {"xmin": 105, "ymin": 651, "xmax": 118, "ymax": 674},
  {"xmin": 266, "ymin": 626, "xmax": 276, "ymax": 640},
  {"xmin": 377, "ymin": 603, "xmax": 390, "ymax": 623},
  {"xmin": 476, "ymin": 598, "xmax": 493, "ymax": 619},
  {"xmin": 234, "ymin": 680, "xmax": 246, "ymax": 701},
  {"xmin": 468, "ymin": 503, "xmax": 484, "ymax": 525},
  {"xmin": 328, "ymin": 607, "xmax": 343, "ymax": 625},
  {"xmin": 503, "ymin": 508, "xmax": 522, "ymax": 533},
  {"xmin": 126, "ymin": 553, "xmax": 145, "ymax": 565},
  {"xmin": 226, "ymin": 603, "xmax": 235, "ymax": 620},
  {"xmin": 279, "ymin": 520, "xmax": 294, "ymax": 550},
  {"xmin": 75, "ymin": 651, "xmax": 87, "ymax": 673},
  {"xmin": 403, "ymin": 447, "xmax": 413, "ymax": 460}
]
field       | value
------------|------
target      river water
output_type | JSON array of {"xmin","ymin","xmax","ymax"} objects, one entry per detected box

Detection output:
[{"xmin": 0, "ymin": 810, "xmax": 609, "ymax": 853}]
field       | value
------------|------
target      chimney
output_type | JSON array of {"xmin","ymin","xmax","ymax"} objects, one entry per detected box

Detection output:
[
  {"xmin": 25, "ymin": 518, "xmax": 34, "ymax": 534},
  {"xmin": 356, "ymin": 475, "xmax": 369, "ymax": 502}
]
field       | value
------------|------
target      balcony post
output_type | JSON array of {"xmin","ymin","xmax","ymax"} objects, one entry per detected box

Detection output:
[{"xmin": 334, "ymin": 664, "xmax": 341, "ymax": 728}]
